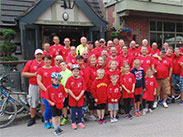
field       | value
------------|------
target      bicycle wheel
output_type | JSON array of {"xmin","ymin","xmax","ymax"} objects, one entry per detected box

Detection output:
[{"xmin": 0, "ymin": 99, "xmax": 17, "ymax": 128}]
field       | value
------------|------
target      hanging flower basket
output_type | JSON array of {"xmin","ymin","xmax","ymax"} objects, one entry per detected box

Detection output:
[{"xmin": 118, "ymin": 28, "xmax": 132, "ymax": 37}]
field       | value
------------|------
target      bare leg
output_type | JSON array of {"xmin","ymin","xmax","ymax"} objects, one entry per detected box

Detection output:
[
  {"xmin": 101, "ymin": 109, "xmax": 105, "ymax": 119},
  {"xmin": 30, "ymin": 107, "xmax": 36, "ymax": 118},
  {"xmin": 110, "ymin": 111, "xmax": 113, "ymax": 119},
  {"xmin": 114, "ymin": 110, "xmax": 117, "ymax": 118},
  {"xmin": 97, "ymin": 110, "xmax": 101, "ymax": 119}
]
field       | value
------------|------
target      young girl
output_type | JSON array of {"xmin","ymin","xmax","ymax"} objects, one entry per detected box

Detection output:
[
  {"xmin": 121, "ymin": 63, "xmax": 136, "ymax": 119},
  {"xmin": 92, "ymin": 69, "xmax": 108, "ymax": 124},
  {"xmin": 142, "ymin": 68, "xmax": 158, "ymax": 115},
  {"xmin": 45, "ymin": 73, "xmax": 66, "ymax": 135},
  {"xmin": 130, "ymin": 59, "xmax": 145, "ymax": 117},
  {"xmin": 65, "ymin": 64, "xmax": 86, "ymax": 130},
  {"xmin": 97, "ymin": 56, "xmax": 107, "ymax": 72},
  {"xmin": 107, "ymin": 75, "xmax": 121, "ymax": 122}
]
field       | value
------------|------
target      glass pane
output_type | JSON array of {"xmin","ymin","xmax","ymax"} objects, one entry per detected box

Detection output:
[
  {"xmin": 157, "ymin": 21, "xmax": 162, "ymax": 31},
  {"xmin": 150, "ymin": 21, "xmax": 156, "ymax": 31},
  {"xmin": 157, "ymin": 33, "xmax": 162, "ymax": 48},
  {"xmin": 177, "ymin": 23, "xmax": 183, "ymax": 32},
  {"xmin": 150, "ymin": 33, "xmax": 156, "ymax": 45},
  {"xmin": 164, "ymin": 22, "xmax": 175, "ymax": 32},
  {"xmin": 176, "ymin": 34, "xmax": 183, "ymax": 47},
  {"xmin": 164, "ymin": 33, "xmax": 175, "ymax": 48}
]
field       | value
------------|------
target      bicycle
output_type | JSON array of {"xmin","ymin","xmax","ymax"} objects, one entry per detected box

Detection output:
[{"xmin": 0, "ymin": 75, "xmax": 41, "ymax": 128}]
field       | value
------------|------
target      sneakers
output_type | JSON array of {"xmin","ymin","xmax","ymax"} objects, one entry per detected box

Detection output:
[
  {"xmin": 98, "ymin": 119, "xmax": 103, "ymax": 124},
  {"xmin": 88, "ymin": 115, "xmax": 97, "ymax": 121},
  {"xmin": 162, "ymin": 102, "xmax": 168, "ymax": 108},
  {"xmin": 44, "ymin": 122, "xmax": 51, "ymax": 129},
  {"xmin": 142, "ymin": 109, "xmax": 147, "ymax": 115},
  {"xmin": 102, "ymin": 119, "xmax": 107, "ymax": 123},
  {"xmin": 71, "ymin": 123, "xmax": 77, "ymax": 130},
  {"xmin": 78, "ymin": 123, "xmax": 85, "ymax": 128},
  {"xmin": 60, "ymin": 118, "xmax": 68, "ymax": 126},
  {"xmin": 54, "ymin": 128, "xmax": 63, "ymax": 135},
  {"xmin": 179, "ymin": 100, "xmax": 183, "ymax": 105},
  {"xmin": 113, "ymin": 118, "xmax": 118, "ymax": 122},
  {"xmin": 148, "ymin": 109, "xmax": 153, "ymax": 113},
  {"xmin": 138, "ymin": 111, "xmax": 142, "ymax": 116},
  {"xmin": 27, "ymin": 118, "xmax": 36, "ymax": 127},
  {"xmin": 153, "ymin": 102, "xmax": 158, "ymax": 108},
  {"xmin": 49, "ymin": 122, "xmax": 54, "ymax": 128},
  {"xmin": 110, "ymin": 118, "xmax": 115, "ymax": 123},
  {"xmin": 134, "ymin": 112, "xmax": 140, "ymax": 117}
]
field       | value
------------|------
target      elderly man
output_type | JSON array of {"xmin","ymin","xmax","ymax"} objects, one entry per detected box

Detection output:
[
  {"xmin": 128, "ymin": 40, "xmax": 138, "ymax": 57},
  {"xmin": 76, "ymin": 36, "xmax": 88, "ymax": 55},
  {"xmin": 43, "ymin": 43, "xmax": 51, "ymax": 56},
  {"xmin": 151, "ymin": 42, "xmax": 160, "ymax": 55},
  {"xmin": 22, "ymin": 49, "xmax": 44, "ymax": 126},
  {"xmin": 138, "ymin": 39, "xmax": 152, "ymax": 55},
  {"xmin": 153, "ymin": 48, "xmax": 172, "ymax": 108},
  {"xmin": 61, "ymin": 38, "xmax": 71, "ymax": 61}
]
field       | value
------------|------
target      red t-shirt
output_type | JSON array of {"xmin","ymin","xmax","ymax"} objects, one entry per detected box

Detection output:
[
  {"xmin": 151, "ymin": 48, "xmax": 160, "ymax": 55},
  {"xmin": 85, "ymin": 66, "xmax": 98, "ymax": 91},
  {"xmin": 116, "ymin": 45, "xmax": 122, "ymax": 56},
  {"xmin": 106, "ymin": 56, "xmax": 122, "ymax": 70},
  {"xmin": 143, "ymin": 76, "xmax": 158, "ymax": 101},
  {"xmin": 128, "ymin": 48, "xmax": 139, "ymax": 58},
  {"xmin": 50, "ymin": 45, "xmax": 64, "ymax": 66},
  {"xmin": 45, "ymin": 84, "xmax": 67, "ymax": 109},
  {"xmin": 96, "ymin": 47, "xmax": 107, "ymax": 56},
  {"xmin": 91, "ymin": 78, "xmax": 108, "ymax": 104},
  {"xmin": 178, "ymin": 56, "xmax": 183, "ymax": 76},
  {"xmin": 43, "ymin": 51, "xmax": 52, "ymax": 56},
  {"xmin": 136, "ymin": 55, "xmax": 154, "ymax": 73},
  {"xmin": 120, "ymin": 73, "xmax": 136, "ymax": 98},
  {"xmin": 66, "ymin": 54, "xmax": 77, "ymax": 65},
  {"xmin": 22, "ymin": 59, "xmax": 44, "ymax": 85},
  {"xmin": 107, "ymin": 83, "xmax": 121, "ymax": 103},
  {"xmin": 61, "ymin": 47, "xmax": 70, "ymax": 61},
  {"xmin": 119, "ymin": 54, "xmax": 134, "ymax": 68},
  {"xmin": 105, "ymin": 70, "xmax": 121, "ymax": 84},
  {"xmin": 172, "ymin": 54, "xmax": 181, "ymax": 75},
  {"xmin": 65, "ymin": 76, "xmax": 86, "ymax": 107},
  {"xmin": 37, "ymin": 66, "xmax": 59, "ymax": 98},
  {"xmin": 79, "ymin": 65, "xmax": 86, "ymax": 79},
  {"xmin": 88, "ymin": 49, "xmax": 99, "ymax": 58},
  {"xmin": 154, "ymin": 57, "xmax": 172, "ymax": 79}
]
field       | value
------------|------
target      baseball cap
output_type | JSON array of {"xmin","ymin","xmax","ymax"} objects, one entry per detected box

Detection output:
[
  {"xmin": 87, "ymin": 41, "xmax": 93, "ymax": 44},
  {"xmin": 160, "ymin": 48, "xmax": 166, "ymax": 53},
  {"xmin": 71, "ymin": 64, "xmax": 80, "ymax": 71},
  {"xmin": 76, "ymin": 55, "xmax": 84, "ymax": 60},
  {"xmin": 34, "ymin": 49, "xmax": 43, "ymax": 55},
  {"xmin": 99, "ymin": 38, "xmax": 105, "ymax": 43}
]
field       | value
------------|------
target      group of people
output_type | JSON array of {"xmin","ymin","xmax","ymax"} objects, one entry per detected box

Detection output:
[{"xmin": 22, "ymin": 35, "xmax": 183, "ymax": 135}]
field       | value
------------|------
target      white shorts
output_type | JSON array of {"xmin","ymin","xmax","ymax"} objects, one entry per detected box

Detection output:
[
  {"xmin": 108, "ymin": 103, "xmax": 119, "ymax": 111},
  {"xmin": 28, "ymin": 84, "xmax": 40, "ymax": 108}
]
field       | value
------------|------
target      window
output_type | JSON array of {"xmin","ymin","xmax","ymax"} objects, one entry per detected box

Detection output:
[{"xmin": 150, "ymin": 20, "xmax": 183, "ymax": 48}]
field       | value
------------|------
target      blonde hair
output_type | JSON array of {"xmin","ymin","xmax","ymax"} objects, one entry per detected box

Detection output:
[
  {"xmin": 109, "ymin": 60, "xmax": 117, "ymax": 70},
  {"xmin": 121, "ymin": 62, "xmax": 130, "ymax": 76},
  {"xmin": 133, "ymin": 59, "xmax": 141, "ymax": 68},
  {"xmin": 97, "ymin": 69, "xmax": 105, "ymax": 74},
  {"xmin": 146, "ymin": 68, "xmax": 153, "ymax": 77},
  {"xmin": 88, "ymin": 55, "xmax": 97, "ymax": 66}
]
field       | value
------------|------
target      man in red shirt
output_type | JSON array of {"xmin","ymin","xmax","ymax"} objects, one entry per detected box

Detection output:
[
  {"xmin": 87, "ymin": 41, "xmax": 99, "ymax": 58},
  {"xmin": 151, "ymin": 42, "xmax": 160, "ymax": 55},
  {"xmin": 153, "ymin": 48, "xmax": 172, "ymax": 108},
  {"xmin": 61, "ymin": 38, "xmax": 71, "ymax": 61},
  {"xmin": 138, "ymin": 39, "xmax": 152, "ymax": 56},
  {"xmin": 66, "ymin": 46, "xmax": 77, "ymax": 69},
  {"xmin": 171, "ymin": 48, "xmax": 181, "ymax": 103},
  {"xmin": 50, "ymin": 36, "xmax": 64, "ymax": 66},
  {"xmin": 136, "ymin": 46, "xmax": 154, "ymax": 73},
  {"xmin": 22, "ymin": 49, "xmax": 44, "ymax": 126},
  {"xmin": 128, "ymin": 40, "xmax": 139, "ymax": 58},
  {"xmin": 43, "ymin": 43, "xmax": 51, "ymax": 56}
]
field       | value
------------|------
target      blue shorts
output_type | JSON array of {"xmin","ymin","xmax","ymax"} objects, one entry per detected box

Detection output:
[
  {"xmin": 172, "ymin": 74, "xmax": 179, "ymax": 86},
  {"xmin": 179, "ymin": 76, "xmax": 183, "ymax": 92}
]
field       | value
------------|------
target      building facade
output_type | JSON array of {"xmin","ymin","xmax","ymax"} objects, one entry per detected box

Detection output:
[
  {"xmin": 0, "ymin": 0, "xmax": 107, "ymax": 60},
  {"xmin": 103, "ymin": 0, "xmax": 183, "ymax": 48}
]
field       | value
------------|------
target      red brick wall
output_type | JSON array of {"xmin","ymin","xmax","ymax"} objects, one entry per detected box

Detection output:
[
  {"xmin": 105, "ymin": 6, "xmax": 115, "ymax": 31},
  {"xmin": 125, "ymin": 16, "xmax": 149, "ymax": 45}
]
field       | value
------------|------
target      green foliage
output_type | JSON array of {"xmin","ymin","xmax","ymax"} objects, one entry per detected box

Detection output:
[
  {"xmin": 1, "ymin": 42, "xmax": 16, "ymax": 57},
  {"xmin": 1, "ymin": 29, "xmax": 16, "ymax": 42},
  {"xmin": 1, "ymin": 56, "xmax": 18, "ymax": 67},
  {"xmin": 110, "ymin": 31, "xmax": 120, "ymax": 39}
]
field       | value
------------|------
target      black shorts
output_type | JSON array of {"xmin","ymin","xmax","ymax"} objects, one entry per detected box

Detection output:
[
  {"xmin": 64, "ymin": 96, "xmax": 69, "ymax": 108},
  {"xmin": 97, "ymin": 103, "xmax": 106, "ymax": 110},
  {"xmin": 134, "ymin": 95, "xmax": 141, "ymax": 103},
  {"xmin": 51, "ymin": 106, "xmax": 62, "ymax": 117},
  {"xmin": 85, "ymin": 91, "xmax": 95, "ymax": 110}
]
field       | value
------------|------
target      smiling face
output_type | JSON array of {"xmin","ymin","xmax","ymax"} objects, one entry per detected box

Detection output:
[
  {"xmin": 53, "ymin": 36, "xmax": 60, "ymax": 45},
  {"xmin": 44, "ymin": 57, "xmax": 51, "ymax": 66},
  {"xmin": 72, "ymin": 68, "xmax": 80, "ymax": 78},
  {"xmin": 52, "ymin": 78, "xmax": 60, "ymax": 85}
]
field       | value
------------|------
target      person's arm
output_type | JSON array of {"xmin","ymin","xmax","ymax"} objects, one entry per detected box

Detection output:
[
  {"xmin": 76, "ymin": 90, "xmax": 85, "ymax": 101},
  {"xmin": 47, "ymin": 99, "xmax": 55, "ymax": 106},
  {"xmin": 132, "ymin": 83, "xmax": 135, "ymax": 93},
  {"xmin": 37, "ymin": 74, "xmax": 47, "ymax": 92},
  {"xmin": 22, "ymin": 72, "xmax": 37, "ymax": 78},
  {"xmin": 152, "ymin": 53, "xmax": 162, "ymax": 61},
  {"xmin": 154, "ymin": 88, "xmax": 157, "ymax": 95},
  {"xmin": 122, "ymin": 85, "xmax": 131, "ymax": 93},
  {"xmin": 142, "ymin": 70, "xmax": 145, "ymax": 90},
  {"xmin": 168, "ymin": 67, "xmax": 172, "ymax": 80},
  {"xmin": 67, "ymin": 89, "xmax": 76, "ymax": 100}
]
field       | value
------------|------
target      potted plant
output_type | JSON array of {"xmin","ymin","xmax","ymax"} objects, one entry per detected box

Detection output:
[
  {"xmin": 118, "ymin": 28, "xmax": 132, "ymax": 37},
  {"xmin": 110, "ymin": 31, "xmax": 120, "ymax": 39},
  {"xmin": 0, "ymin": 29, "xmax": 18, "ymax": 68}
]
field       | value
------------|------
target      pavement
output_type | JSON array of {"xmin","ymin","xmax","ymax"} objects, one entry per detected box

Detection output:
[{"xmin": 1, "ymin": 103, "xmax": 183, "ymax": 137}]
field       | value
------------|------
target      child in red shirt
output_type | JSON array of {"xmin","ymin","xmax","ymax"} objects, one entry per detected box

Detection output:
[
  {"xmin": 107, "ymin": 75, "xmax": 121, "ymax": 123},
  {"xmin": 45, "ymin": 73, "xmax": 66, "ymax": 135},
  {"xmin": 65, "ymin": 64, "xmax": 86, "ymax": 130},
  {"xmin": 142, "ymin": 68, "xmax": 158, "ymax": 115},
  {"xmin": 92, "ymin": 69, "xmax": 108, "ymax": 124},
  {"xmin": 121, "ymin": 63, "xmax": 136, "ymax": 119}
]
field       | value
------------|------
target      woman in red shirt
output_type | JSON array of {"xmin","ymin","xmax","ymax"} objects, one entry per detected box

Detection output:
[{"xmin": 37, "ymin": 55, "xmax": 59, "ymax": 129}]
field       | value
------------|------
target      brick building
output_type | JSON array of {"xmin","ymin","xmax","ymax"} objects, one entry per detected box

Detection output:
[{"xmin": 102, "ymin": 0, "xmax": 183, "ymax": 48}]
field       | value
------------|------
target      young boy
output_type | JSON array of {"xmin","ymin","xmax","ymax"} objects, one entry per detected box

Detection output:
[
  {"xmin": 92, "ymin": 69, "xmax": 108, "ymax": 124},
  {"xmin": 107, "ymin": 75, "xmax": 121, "ymax": 122},
  {"xmin": 65, "ymin": 64, "xmax": 86, "ymax": 130},
  {"xmin": 60, "ymin": 61, "xmax": 72, "ymax": 125},
  {"xmin": 45, "ymin": 72, "xmax": 66, "ymax": 135}
]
